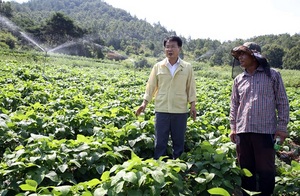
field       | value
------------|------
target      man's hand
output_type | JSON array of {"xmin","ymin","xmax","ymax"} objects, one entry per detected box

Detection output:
[
  {"xmin": 190, "ymin": 101, "xmax": 196, "ymax": 121},
  {"xmin": 135, "ymin": 100, "xmax": 148, "ymax": 116},
  {"xmin": 274, "ymin": 130, "xmax": 288, "ymax": 144},
  {"xmin": 229, "ymin": 130, "xmax": 237, "ymax": 143}
]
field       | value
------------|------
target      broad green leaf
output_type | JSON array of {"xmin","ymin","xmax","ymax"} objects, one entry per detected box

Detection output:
[
  {"xmin": 53, "ymin": 185, "xmax": 72, "ymax": 195},
  {"xmin": 101, "ymin": 171, "xmax": 110, "ymax": 181},
  {"xmin": 93, "ymin": 188, "xmax": 108, "ymax": 196},
  {"xmin": 58, "ymin": 164, "xmax": 68, "ymax": 173},
  {"xmin": 241, "ymin": 188, "xmax": 261, "ymax": 195},
  {"xmin": 213, "ymin": 153, "xmax": 225, "ymax": 162},
  {"xmin": 207, "ymin": 187, "xmax": 230, "ymax": 196},
  {"xmin": 167, "ymin": 171, "xmax": 179, "ymax": 181},
  {"xmin": 195, "ymin": 177, "xmax": 206, "ymax": 183},
  {"xmin": 77, "ymin": 134, "xmax": 91, "ymax": 144},
  {"xmin": 291, "ymin": 160, "xmax": 300, "ymax": 170},
  {"xmin": 69, "ymin": 159, "xmax": 81, "ymax": 167},
  {"xmin": 242, "ymin": 168, "xmax": 253, "ymax": 177},
  {"xmin": 19, "ymin": 179, "xmax": 37, "ymax": 192},
  {"xmin": 74, "ymin": 144, "xmax": 90, "ymax": 152},
  {"xmin": 29, "ymin": 156, "xmax": 41, "ymax": 162},
  {"xmin": 123, "ymin": 171, "xmax": 137, "ymax": 183},
  {"xmin": 90, "ymin": 152, "xmax": 101, "ymax": 162},
  {"xmin": 10, "ymin": 161, "xmax": 26, "ymax": 167},
  {"xmin": 25, "ymin": 163, "xmax": 38, "ymax": 168},
  {"xmin": 101, "ymin": 143, "xmax": 112, "ymax": 151},
  {"xmin": 110, "ymin": 165, "xmax": 120, "ymax": 173},
  {"xmin": 15, "ymin": 149, "xmax": 25, "ymax": 158},
  {"xmin": 96, "ymin": 165, "xmax": 105, "ymax": 175},
  {"xmin": 151, "ymin": 170, "xmax": 164, "ymax": 184},
  {"xmin": 0, "ymin": 120, "xmax": 8, "ymax": 128},
  {"xmin": 218, "ymin": 125, "xmax": 226, "ymax": 131},
  {"xmin": 30, "ymin": 133, "xmax": 49, "ymax": 140},
  {"xmin": 78, "ymin": 151, "xmax": 88, "ymax": 158},
  {"xmin": 211, "ymin": 163, "xmax": 221, "ymax": 169},
  {"xmin": 45, "ymin": 171, "xmax": 59, "ymax": 182},
  {"xmin": 223, "ymin": 179, "xmax": 234, "ymax": 190},
  {"xmin": 205, "ymin": 173, "xmax": 215, "ymax": 182},
  {"xmin": 138, "ymin": 173, "xmax": 147, "ymax": 187},
  {"xmin": 19, "ymin": 184, "xmax": 36, "ymax": 192},
  {"xmin": 111, "ymin": 170, "xmax": 125, "ymax": 186},
  {"xmin": 27, "ymin": 168, "xmax": 45, "ymax": 185},
  {"xmin": 47, "ymin": 151, "xmax": 57, "ymax": 160},
  {"xmin": 115, "ymin": 181, "xmax": 125, "ymax": 193},
  {"xmin": 86, "ymin": 178, "xmax": 101, "ymax": 188},
  {"xmin": 172, "ymin": 166, "xmax": 181, "ymax": 173}
]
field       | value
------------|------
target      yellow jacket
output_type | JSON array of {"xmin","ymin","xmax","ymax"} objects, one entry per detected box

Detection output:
[{"xmin": 143, "ymin": 58, "xmax": 196, "ymax": 113}]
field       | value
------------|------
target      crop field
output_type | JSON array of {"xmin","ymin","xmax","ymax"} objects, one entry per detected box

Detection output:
[{"xmin": 0, "ymin": 51, "xmax": 300, "ymax": 195}]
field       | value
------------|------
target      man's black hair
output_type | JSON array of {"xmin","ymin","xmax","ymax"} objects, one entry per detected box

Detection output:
[{"xmin": 163, "ymin": 36, "xmax": 182, "ymax": 47}]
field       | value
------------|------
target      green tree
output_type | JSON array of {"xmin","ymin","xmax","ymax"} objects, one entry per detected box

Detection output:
[
  {"xmin": 0, "ymin": 0, "xmax": 13, "ymax": 18},
  {"xmin": 263, "ymin": 44, "xmax": 285, "ymax": 68},
  {"xmin": 0, "ymin": 31, "xmax": 17, "ymax": 49},
  {"xmin": 134, "ymin": 56, "xmax": 151, "ymax": 68},
  {"xmin": 209, "ymin": 46, "xmax": 226, "ymax": 65},
  {"xmin": 38, "ymin": 12, "xmax": 85, "ymax": 46},
  {"xmin": 45, "ymin": 12, "xmax": 84, "ymax": 37},
  {"xmin": 282, "ymin": 45, "xmax": 300, "ymax": 70}
]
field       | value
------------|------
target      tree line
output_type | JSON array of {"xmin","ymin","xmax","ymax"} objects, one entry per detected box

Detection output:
[{"xmin": 0, "ymin": 0, "xmax": 299, "ymax": 69}]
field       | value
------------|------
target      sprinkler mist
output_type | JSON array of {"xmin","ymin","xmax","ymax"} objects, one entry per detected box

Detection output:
[
  {"xmin": 1, "ymin": 14, "xmax": 116, "ymax": 78},
  {"xmin": 19, "ymin": 31, "xmax": 49, "ymax": 76},
  {"xmin": 20, "ymin": 31, "xmax": 49, "ymax": 77},
  {"xmin": 1, "ymin": 14, "xmax": 51, "ymax": 77}
]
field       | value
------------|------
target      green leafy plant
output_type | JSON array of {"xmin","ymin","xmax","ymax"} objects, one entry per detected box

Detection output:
[{"xmin": 1, "ymin": 52, "xmax": 300, "ymax": 195}]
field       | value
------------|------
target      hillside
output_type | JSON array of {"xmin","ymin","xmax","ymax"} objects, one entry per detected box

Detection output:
[
  {"xmin": 1, "ymin": 0, "xmax": 300, "ymax": 69},
  {"xmin": 8, "ymin": 0, "xmax": 175, "ymax": 56}
]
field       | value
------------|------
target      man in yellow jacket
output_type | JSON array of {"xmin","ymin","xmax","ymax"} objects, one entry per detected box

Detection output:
[{"xmin": 136, "ymin": 35, "xmax": 197, "ymax": 159}]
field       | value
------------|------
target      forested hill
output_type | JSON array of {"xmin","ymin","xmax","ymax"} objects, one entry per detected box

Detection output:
[
  {"xmin": 8, "ymin": 0, "xmax": 176, "ymax": 56},
  {"xmin": 1, "ymin": 0, "xmax": 300, "ymax": 69}
]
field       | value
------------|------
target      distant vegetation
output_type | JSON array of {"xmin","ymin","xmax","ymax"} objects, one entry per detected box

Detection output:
[{"xmin": 0, "ymin": 0, "xmax": 300, "ymax": 69}]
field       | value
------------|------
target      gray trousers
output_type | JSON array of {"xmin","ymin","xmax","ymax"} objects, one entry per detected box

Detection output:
[{"xmin": 154, "ymin": 112, "xmax": 188, "ymax": 159}]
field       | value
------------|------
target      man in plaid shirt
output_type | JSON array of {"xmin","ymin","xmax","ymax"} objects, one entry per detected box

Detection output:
[{"xmin": 229, "ymin": 42, "xmax": 290, "ymax": 196}]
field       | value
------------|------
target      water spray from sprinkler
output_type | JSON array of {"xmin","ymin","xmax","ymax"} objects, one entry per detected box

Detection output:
[{"xmin": 1, "ymin": 15, "xmax": 50, "ymax": 77}]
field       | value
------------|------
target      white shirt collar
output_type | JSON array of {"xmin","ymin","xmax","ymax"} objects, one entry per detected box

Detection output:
[
  {"xmin": 166, "ymin": 58, "xmax": 180, "ymax": 66},
  {"xmin": 166, "ymin": 58, "xmax": 180, "ymax": 76}
]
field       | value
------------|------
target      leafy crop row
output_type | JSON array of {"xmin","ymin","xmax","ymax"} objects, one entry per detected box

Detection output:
[{"xmin": 0, "ymin": 53, "xmax": 300, "ymax": 195}]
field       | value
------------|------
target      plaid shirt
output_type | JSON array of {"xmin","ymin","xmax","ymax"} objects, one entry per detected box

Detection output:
[{"xmin": 230, "ymin": 66, "xmax": 289, "ymax": 134}]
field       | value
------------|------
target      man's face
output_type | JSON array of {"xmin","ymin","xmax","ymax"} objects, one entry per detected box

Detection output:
[
  {"xmin": 238, "ymin": 51, "xmax": 257, "ymax": 70},
  {"xmin": 164, "ymin": 41, "xmax": 180, "ymax": 59}
]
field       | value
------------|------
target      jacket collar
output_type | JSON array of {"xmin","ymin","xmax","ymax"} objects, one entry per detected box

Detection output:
[{"xmin": 162, "ymin": 57, "xmax": 185, "ymax": 68}]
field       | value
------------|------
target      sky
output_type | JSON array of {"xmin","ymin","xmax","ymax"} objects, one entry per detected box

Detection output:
[{"xmin": 6, "ymin": 0, "xmax": 300, "ymax": 42}]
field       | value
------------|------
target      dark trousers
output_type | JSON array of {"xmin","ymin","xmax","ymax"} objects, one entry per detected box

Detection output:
[
  {"xmin": 236, "ymin": 133, "xmax": 276, "ymax": 196},
  {"xmin": 154, "ymin": 112, "xmax": 188, "ymax": 160}
]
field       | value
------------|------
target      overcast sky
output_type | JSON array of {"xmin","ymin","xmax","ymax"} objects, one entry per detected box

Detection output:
[{"xmin": 6, "ymin": 0, "xmax": 300, "ymax": 42}]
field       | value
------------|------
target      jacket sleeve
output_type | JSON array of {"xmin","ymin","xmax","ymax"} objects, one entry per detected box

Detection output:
[
  {"xmin": 186, "ymin": 65, "xmax": 197, "ymax": 103},
  {"xmin": 143, "ymin": 64, "xmax": 158, "ymax": 102}
]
